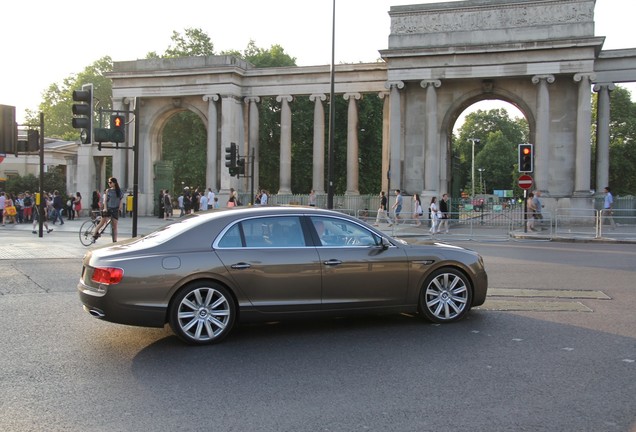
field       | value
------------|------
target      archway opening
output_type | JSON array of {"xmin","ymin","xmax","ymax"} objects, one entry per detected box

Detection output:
[
  {"xmin": 159, "ymin": 110, "xmax": 207, "ymax": 214},
  {"xmin": 451, "ymin": 100, "xmax": 529, "ymax": 203}
]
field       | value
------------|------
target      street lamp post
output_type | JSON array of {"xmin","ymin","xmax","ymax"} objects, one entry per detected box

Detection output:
[
  {"xmin": 468, "ymin": 138, "xmax": 480, "ymax": 198},
  {"xmin": 478, "ymin": 168, "xmax": 485, "ymax": 194}
]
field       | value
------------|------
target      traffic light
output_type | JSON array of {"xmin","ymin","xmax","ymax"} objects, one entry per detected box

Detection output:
[
  {"xmin": 225, "ymin": 142, "xmax": 237, "ymax": 175},
  {"xmin": 17, "ymin": 129, "xmax": 39, "ymax": 153},
  {"xmin": 237, "ymin": 158, "xmax": 246, "ymax": 176},
  {"xmin": 71, "ymin": 83, "xmax": 93, "ymax": 144},
  {"xmin": 518, "ymin": 143, "xmax": 533, "ymax": 173},
  {"xmin": 110, "ymin": 114, "xmax": 126, "ymax": 143},
  {"xmin": 0, "ymin": 104, "xmax": 17, "ymax": 154}
]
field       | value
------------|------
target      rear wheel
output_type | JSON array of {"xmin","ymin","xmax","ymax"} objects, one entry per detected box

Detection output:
[
  {"xmin": 169, "ymin": 281, "xmax": 236, "ymax": 345},
  {"xmin": 79, "ymin": 220, "xmax": 97, "ymax": 246},
  {"xmin": 419, "ymin": 267, "xmax": 473, "ymax": 323}
]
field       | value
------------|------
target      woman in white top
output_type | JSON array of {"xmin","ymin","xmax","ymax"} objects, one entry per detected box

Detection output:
[{"xmin": 429, "ymin": 196, "xmax": 440, "ymax": 234}]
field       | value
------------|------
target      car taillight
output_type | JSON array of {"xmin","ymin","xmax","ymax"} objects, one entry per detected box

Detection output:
[{"xmin": 91, "ymin": 267, "xmax": 124, "ymax": 285}]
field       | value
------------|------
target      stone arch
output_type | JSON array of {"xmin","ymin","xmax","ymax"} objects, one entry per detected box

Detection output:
[{"xmin": 437, "ymin": 84, "xmax": 536, "ymax": 195}]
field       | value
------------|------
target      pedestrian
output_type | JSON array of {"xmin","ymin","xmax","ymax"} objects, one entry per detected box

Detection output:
[
  {"xmin": 32, "ymin": 203, "xmax": 53, "ymax": 234},
  {"xmin": 23, "ymin": 191, "xmax": 34, "ymax": 222},
  {"xmin": 391, "ymin": 189, "xmax": 403, "ymax": 224},
  {"xmin": 259, "ymin": 189, "xmax": 268, "ymax": 205},
  {"xmin": 15, "ymin": 193, "xmax": 25, "ymax": 224},
  {"xmin": 158, "ymin": 189, "xmax": 165, "ymax": 218},
  {"xmin": 532, "ymin": 190, "xmax": 544, "ymax": 230},
  {"xmin": 602, "ymin": 186, "xmax": 616, "ymax": 229},
  {"xmin": 66, "ymin": 193, "xmax": 75, "ymax": 220},
  {"xmin": 374, "ymin": 191, "xmax": 392, "ymax": 226},
  {"xmin": 74, "ymin": 192, "xmax": 82, "ymax": 219},
  {"xmin": 51, "ymin": 190, "xmax": 64, "ymax": 225},
  {"xmin": 413, "ymin": 193, "xmax": 423, "ymax": 226},
  {"xmin": 439, "ymin": 193, "xmax": 450, "ymax": 233},
  {"xmin": 93, "ymin": 177, "xmax": 124, "ymax": 242},
  {"xmin": 207, "ymin": 188, "xmax": 215, "ymax": 210},
  {"xmin": 178, "ymin": 192, "xmax": 185, "ymax": 217},
  {"xmin": 308, "ymin": 190, "xmax": 317, "ymax": 207},
  {"xmin": 163, "ymin": 189, "xmax": 173, "ymax": 220},
  {"xmin": 199, "ymin": 192, "xmax": 208, "ymax": 211},
  {"xmin": 0, "ymin": 191, "xmax": 5, "ymax": 225},
  {"xmin": 3, "ymin": 193, "xmax": 17, "ymax": 225},
  {"xmin": 526, "ymin": 192, "xmax": 537, "ymax": 231},
  {"xmin": 227, "ymin": 194, "xmax": 237, "ymax": 207},
  {"xmin": 429, "ymin": 196, "xmax": 440, "ymax": 234},
  {"xmin": 91, "ymin": 189, "xmax": 101, "ymax": 219}
]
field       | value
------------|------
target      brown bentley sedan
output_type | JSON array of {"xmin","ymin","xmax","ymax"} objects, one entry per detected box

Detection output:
[{"xmin": 78, "ymin": 206, "xmax": 488, "ymax": 345}]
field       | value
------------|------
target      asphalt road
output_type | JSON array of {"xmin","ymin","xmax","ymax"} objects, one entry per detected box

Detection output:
[{"xmin": 0, "ymin": 230, "xmax": 634, "ymax": 432}]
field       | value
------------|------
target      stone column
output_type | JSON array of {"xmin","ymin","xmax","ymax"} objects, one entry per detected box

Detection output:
[
  {"xmin": 573, "ymin": 74, "xmax": 594, "ymax": 196},
  {"xmin": 593, "ymin": 83, "xmax": 615, "ymax": 191},
  {"xmin": 277, "ymin": 95, "xmax": 293, "ymax": 194},
  {"xmin": 532, "ymin": 74, "xmax": 555, "ymax": 193},
  {"xmin": 344, "ymin": 92, "xmax": 361, "ymax": 195},
  {"xmin": 386, "ymin": 81, "xmax": 404, "ymax": 191},
  {"xmin": 203, "ymin": 94, "xmax": 220, "ymax": 191},
  {"xmin": 245, "ymin": 96, "xmax": 260, "ymax": 190},
  {"xmin": 421, "ymin": 80, "xmax": 441, "ymax": 196},
  {"xmin": 309, "ymin": 94, "xmax": 326, "ymax": 194},
  {"xmin": 379, "ymin": 91, "xmax": 390, "ymax": 194}
]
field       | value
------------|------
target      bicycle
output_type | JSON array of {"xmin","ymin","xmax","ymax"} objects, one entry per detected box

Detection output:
[{"xmin": 79, "ymin": 211, "xmax": 114, "ymax": 246}]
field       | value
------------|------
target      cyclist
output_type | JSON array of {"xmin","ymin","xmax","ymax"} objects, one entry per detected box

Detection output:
[{"xmin": 93, "ymin": 177, "xmax": 124, "ymax": 242}]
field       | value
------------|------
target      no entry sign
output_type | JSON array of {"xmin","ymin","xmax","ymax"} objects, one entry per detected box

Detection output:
[{"xmin": 518, "ymin": 174, "xmax": 534, "ymax": 190}]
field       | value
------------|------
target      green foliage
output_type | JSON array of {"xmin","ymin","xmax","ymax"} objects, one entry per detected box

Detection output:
[
  {"xmin": 25, "ymin": 56, "xmax": 113, "ymax": 141},
  {"xmin": 161, "ymin": 111, "xmax": 207, "ymax": 193},
  {"xmin": 453, "ymin": 108, "xmax": 528, "ymax": 195},
  {"xmin": 146, "ymin": 28, "xmax": 215, "ymax": 58},
  {"xmin": 4, "ymin": 168, "xmax": 67, "ymax": 195},
  {"xmin": 223, "ymin": 40, "xmax": 297, "ymax": 68}
]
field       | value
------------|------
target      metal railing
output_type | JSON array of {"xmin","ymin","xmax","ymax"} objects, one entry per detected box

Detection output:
[{"xmin": 233, "ymin": 193, "xmax": 636, "ymax": 242}]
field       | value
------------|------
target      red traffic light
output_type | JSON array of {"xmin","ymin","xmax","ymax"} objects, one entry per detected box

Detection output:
[{"xmin": 522, "ymin": 147, "xmax": 531, "ymax": 155}]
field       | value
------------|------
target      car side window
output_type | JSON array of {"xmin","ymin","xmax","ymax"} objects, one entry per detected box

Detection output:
[
  {"xmin": 241, "ymin": 216, "xmax": 305, "ymax": 248},
  {"xmin": 217, "ymin": 223, "xmax": 243, "ymax": 248},
  {"xmin": 310, "ymin": 216, "xmax": 379, "ymax": 247}
]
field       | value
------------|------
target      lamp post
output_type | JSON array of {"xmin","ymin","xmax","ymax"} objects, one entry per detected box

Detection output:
[
  {"xmin": 478, "ymin": 168, "xmax": 485, "ymax": 194},
  {"xmin": 468, "ymin": 138, "xmax": 480, "ymax": 198}
]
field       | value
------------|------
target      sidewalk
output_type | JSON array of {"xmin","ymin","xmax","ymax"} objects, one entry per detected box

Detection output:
[
  {"xmin": 1, "ymin": 215, "xmax": 633, "ymax": 261},
  {"xmin": 0, "ymin": 216, "xmax": 172, "ymax": 260}
]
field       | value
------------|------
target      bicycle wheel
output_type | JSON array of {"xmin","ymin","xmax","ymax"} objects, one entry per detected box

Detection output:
[{"xmin": 79, "ymin": 220, "xmax": 98, "ymax": 246}]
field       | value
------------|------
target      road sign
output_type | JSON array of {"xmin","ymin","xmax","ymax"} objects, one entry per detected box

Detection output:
[{"xmin": 518, "ymin": 174, "xmax": 534, "ymax": 189}]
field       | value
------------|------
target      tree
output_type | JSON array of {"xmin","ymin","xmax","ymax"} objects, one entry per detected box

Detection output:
[
  {"xmin": 25, "ymin": 57, "xmax": 113, "ymax": 141},
  {"xmin": 146, "ymin": 28, "xmax": 215, "ymax": 58},
  {"xmin": 454, "ymin": 108, "xmax": 528, "ymax": 196}
]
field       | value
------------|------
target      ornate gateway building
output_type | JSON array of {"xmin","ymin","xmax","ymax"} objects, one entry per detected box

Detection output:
[{"xmin": 68, "ymin": 0, "xmax": 636, "ymax": 215}]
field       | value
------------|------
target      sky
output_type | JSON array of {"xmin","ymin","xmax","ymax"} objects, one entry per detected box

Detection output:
[{"xmin": 2, "ymin": 0, "xmax": 635, "ymax": 124}]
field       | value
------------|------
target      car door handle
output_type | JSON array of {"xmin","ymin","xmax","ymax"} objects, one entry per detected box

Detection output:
[
  {"xmin": 231, "ymin": 263, "xmax": 251, "ymax": 269},
  {"xmin": 323, "ymin": 259, "xmax": 342, "ymax": 266}
]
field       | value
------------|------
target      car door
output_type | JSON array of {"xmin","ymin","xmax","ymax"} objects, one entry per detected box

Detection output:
[
  {"xmin": 214, "ymin": 215, "xmax": 322, "ymax": 313},
  {"xmin": 308, "ymin": 216, "xmax": 409, "ymax": 309}
]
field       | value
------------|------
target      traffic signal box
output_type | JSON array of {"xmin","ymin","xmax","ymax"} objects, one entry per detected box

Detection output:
[
  {"xmin": 71, "ymin": 84, "xmax": 93, "ymax": 144},
  {"xmin": 518, "ymin": 144, "xmax": 534, "ymax": 173},
  {"xmin": 110, "ymin": 114, "xmax": 126, "ymax": 143},
  {"xmin": 225, "ymin": 143, "xmax": 238, "ymax": 176}
]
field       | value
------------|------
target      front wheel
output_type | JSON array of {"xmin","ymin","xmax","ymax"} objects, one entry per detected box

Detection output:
[
  {"xmin": 169, "ymin": 281, "xmax": 236, "ymax": 345},
  {"xmin": 79, "ymin": 220, "xmax": 97, "ymax": 246},
  {"xmin": 419, "ymin": 267, "xmax": 473, "ymax": 323}
]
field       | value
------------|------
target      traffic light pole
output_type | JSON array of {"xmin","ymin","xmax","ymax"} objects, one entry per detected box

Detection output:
[{"xmin": 132, "ymin": 99, "xmax": 140, "ymax": 238}]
